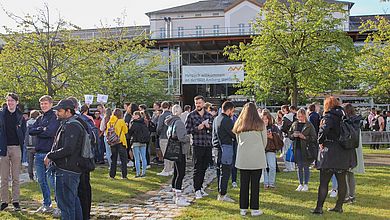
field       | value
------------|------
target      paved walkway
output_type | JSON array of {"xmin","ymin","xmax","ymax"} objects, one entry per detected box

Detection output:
[{"xmin": 19, "ymin": 166, "xmax": 217, "ymax": 220}]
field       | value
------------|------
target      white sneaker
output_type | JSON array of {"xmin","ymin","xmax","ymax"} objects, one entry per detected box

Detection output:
[
  {"xmin": 146, "ymin": 165, "xmax": 151, "ymax": 169},
  {"xmin": 217, "ymin": 194, "xmax": 235, "ymax": 203},
  {"xmin": 157, "ymin": 171, "xmax": 170, "ymax": 176},
  {"xmin": 35, "ymin": 205, "xmax": 53, "ymax": 213},
  {"xmin": 201, "ymin": 188, "xmax": 209, "ymax": 196},
  {"xmin": 232, "ymin": 182, "xmax": 238, "ymax": 188},
  {"xmin": 22, "ymin": 162, "xmax": 29, "ymax": 167},
  {"xmin": 329, "ymin": 189, "xmax": 338, "ymax": 198},
  {"xmin": 251, "ymin": 209, "xmax": 263, "ymax": 216},
  {"xmin": 240, "ymin": 209, "xmax": 247, "ymax": 216},
  {"xmin": 295, "ymin": 184, "xmax": 304, "ymax": 191},
  {"xmin": 195, "ymin": 190, "xmax": 203, "ymax": 199},
  {"xmin": 302, "ymin": 184, "xmax": 309, "ymax": 192},
  {"xmin": 52, "ymin": 208, "xmax": 61, "ymax": 218},
  {"xmin": 175, "ymin": 197, "xmax": 190, "ymax": 206}
]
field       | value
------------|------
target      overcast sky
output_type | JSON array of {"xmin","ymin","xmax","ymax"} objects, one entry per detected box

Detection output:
[{"xmin": 0, "ymin": 0, "xmax": 389, "ymax": 33}]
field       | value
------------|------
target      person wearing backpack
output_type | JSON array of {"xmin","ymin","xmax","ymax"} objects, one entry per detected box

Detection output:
[
  {"xmin": 128, "ymin": 111, "xmax": 150, "ymax": 177},
  {"xmin": 44, "ymin": 99, "xmax": 83, "ymax": 219},
  {"xmin": 312, "ymin": 96, "xmax": 357, "ymax": 215},
  {"xmin": 28, "ymin": 95, "xmax": 60, "ymax": 215},
  {"xmin": 106, "ymin": 108, "xmax": 129, "ymax": 179}
]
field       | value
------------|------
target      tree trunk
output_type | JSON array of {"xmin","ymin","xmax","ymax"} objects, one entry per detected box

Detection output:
[{"xmin": 291, "ymin": 76, "xmax": 298, "ymax": 107}]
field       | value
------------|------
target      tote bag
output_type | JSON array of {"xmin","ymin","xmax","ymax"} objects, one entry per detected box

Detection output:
[{"xmin": 286, "ymin": 143, "xmax": 294, "ymax": 162}]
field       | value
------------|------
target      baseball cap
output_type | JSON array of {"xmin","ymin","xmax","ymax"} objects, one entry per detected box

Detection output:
[{"xmin": 53, "ymin": 99, "xmax": 75, "ymax": 111}]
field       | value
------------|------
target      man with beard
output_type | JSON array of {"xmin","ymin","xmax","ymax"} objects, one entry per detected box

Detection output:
[{"xmin": 185, "ymin": 95, "xmax": 214, "ymax": 199}]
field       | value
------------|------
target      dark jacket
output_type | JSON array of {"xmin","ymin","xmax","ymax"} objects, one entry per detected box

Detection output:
[
  {"xmin": 212, "ymin": 113, "xmax": 235, "ymax": 148},
  {"xmin": 47, "ymin": 115, "xmax": 84, "ymax": 173},
  {"xmin": 281, "ymin": 112, "xmax": 295, "ymax": 136},
  {"xmin": 308, "ymin": 111, "xmax": 321, "ymax": 135},
  {"xmin": 318, "ymin": 106, "xmax": 357, "ymax": 170},
  {"xmin": 185, "ymin": 110, "xmax": 213, "ymax": 147},
  {"xmin": 265, "ymin": 124, "xmax": 283, "ymax": 153},
  {"xmin": 0, "ymin": 107, "xmax": 26, "ymax": 156},
  {"xmin": 128, "ymin": 118, "xmax": 149, "ymax": 144},
  {"xmin": 289, "ymin": 121, "xmax": 318, "ymax": 166},
  {"xmin": 157, "ymin": 110, "xmax": 172, "ymax": 139},
  {"xmin": 29, "ymin": 109, "xmax": 60, "ymax": 153}
]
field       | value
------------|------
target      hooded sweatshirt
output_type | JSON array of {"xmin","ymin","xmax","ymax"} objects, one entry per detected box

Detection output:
[
  {"xmin": 165, "ymin": 115, "xmax": 190, "ymax": 154},
  {"xmin": 106, "ymin": 115, "xmax": 128, "ymax": 148}
]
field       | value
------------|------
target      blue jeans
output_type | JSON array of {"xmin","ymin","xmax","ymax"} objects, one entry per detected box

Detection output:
[
  {"xmin": 331, "ymin": 174, "xmax": 338, "ymax": 189},
  {"xmin": 35, "ymin": 153, "xmax": 55, "ymax": 206},
  {"xmin": 103, "ymin": 136, "xmax": 112, "ymax": 167},
  {"xmin": 263, "ymin": 152, "xmax": 276, "ymax": 186},
  {"xmin": 295, "ymin": 148, "xmax": 310, "ymax": 185},
  {"xmin": 22, "ymin": 144, "xmax": 28, "ymax": 163},
  {"xmin": 55, "ymin": 168, "xmax": 82, "ymax": 220},
  {"xmin": 133, "ymin": 143, "xmax": 147, "ymax": 176}
]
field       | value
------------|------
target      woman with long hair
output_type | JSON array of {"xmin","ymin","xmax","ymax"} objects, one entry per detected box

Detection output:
[
  {"xmin": 261, "ymin": 110, "xmax": 283, "ymax": 189},
  {"xmin": 288, "ymin": 108, "xmax": 317, "ymax": 192},
  {"xmin": 233, "ymin": 102, "xmax": 267, "ymax": 216},
  {"xmin": 312, "ymin": 96, "xmax": 357, "ymax": 214},
  {"xmin": 106, "ymin": 108, "xmax": 129, "ymax": 179}
]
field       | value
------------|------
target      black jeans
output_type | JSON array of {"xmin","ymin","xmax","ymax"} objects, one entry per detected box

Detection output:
[
  {"xmin": 110, "ymin": 144, "xmax": 128, "ymax": 178},
  {"xmin": 231, "ymin": 143, "xmax": 237, "ymax": 183},
  {"xmin": 27, "ymin": 148, "xmax": 35, "ymax": 180},
  {"xmin": 216, "ymin": 149, "xmax": 231, "ymax": 195},
  {"xmin": 193, "ymin": 146, "xmax": 212, "ymax": 191},
  {"xmin": 172, "ymin": 154, "xmax": 186, "ymax": 190},
  {"xmin": 316, "ymin": 169, "xmax": 347, "ymax": 210},
  {"xmin": 239, "ymin": 169, "xmax": 262, "ymax": 210},
  {"xmin": 78, "ymin": 172, "xmax": 91, "ymax": 220}
]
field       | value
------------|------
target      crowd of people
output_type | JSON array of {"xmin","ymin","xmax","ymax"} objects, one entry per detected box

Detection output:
[{"xmin": 0, "ymin": 92, "xmax": 383, "ymax": 219}]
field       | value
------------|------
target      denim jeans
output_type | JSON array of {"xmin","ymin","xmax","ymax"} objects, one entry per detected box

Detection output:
[
  {"xmin": 133, "ymin": 143, "xmax": 147, "ymax": 176},
  {"xmin": 295, "ymin": 148, "xmax": 310, "ymax": 185},
  {"xmin": 35, "ymin": 153, "xmax": 55, "ymax": 207},
  {"xmin": 103, "ymin": 136, "xmax": 112, "ymax": 167},
  {"xmin": 331, "ymin": 174, "xmax": 338, "ymax": 189},
  {"xmin": 95, "ymin": 136, "xmax": 105, "ymax": 162},
  {"xmin": 55, "ymin": 168, "xmax": 82, "ymax": 220},
  {"xmin": 263, "ymin": 152, "xmax": 276, "ymax": 186}
]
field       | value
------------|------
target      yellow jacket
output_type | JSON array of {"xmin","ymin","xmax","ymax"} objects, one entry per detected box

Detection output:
[{"xmin": 106, "ymin": 115, "xmax": 128, "ymax": 148}]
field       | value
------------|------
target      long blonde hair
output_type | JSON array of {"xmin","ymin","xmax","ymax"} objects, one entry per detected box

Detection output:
[{"xmin": 233, "ymin": 102, "xmax": 265, "ymax": 134}]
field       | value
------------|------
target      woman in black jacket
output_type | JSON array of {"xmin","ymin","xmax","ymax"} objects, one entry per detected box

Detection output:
[{"xmin": 312, "ymin": 96, "xmax": 357, "ymax": 214}]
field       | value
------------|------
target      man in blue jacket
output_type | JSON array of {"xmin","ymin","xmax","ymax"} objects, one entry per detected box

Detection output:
[
  {"xmin": 0, "ymin": 93, "xmax": 26, "ymax": 211},
  {"xmin": 29, "ymin": 95, "xmax": 60, "ymax": 214}
]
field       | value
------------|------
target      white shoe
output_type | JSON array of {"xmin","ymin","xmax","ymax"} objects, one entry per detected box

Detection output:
[
  {"xmin": 127, "ymin": 161, "xmax": 134, "ymax": 167},
  {"xmin": 251, "ymin": 209, "xmax": 263, "ymax": 216},
  {"xmin": 35, "ymin": 205, "xmax": 53, "ymax": 213},
  {"xmin": 240, "ymin": 209, "xmax": 247, "ymax": 216},
  {"xmin": 195, "ymin": 190, "xmax": 203, "ymax": 199},
  {"xmin": 146, "ymin": 165, "xmax": 151, "ymax": 169},
  {"xmin": 217, "ymin": 194, "xmax": 235, "ymax": 203},
  {"xmin": 329, "ymin": 189, "xmax": 338, "ymax": 198},
  {"xmin": 302, "ymin": 184, "xmax": 309, "ymax": 192},
  {"xmin": 168, "ymin": 171, "xmax": 174, "ymax": 176},
  {"xmin": 232, "ymin": 182, "xmax": 238, "ymax": 188},
  {"xmin": 296, "ymin": 184, "xmax": 304, "ymax": 191},
  {"xmin": 175, "ymin": 197, "xmax": 190, "ymax": 206},
  {"xmin": 201, "ymin": 188, "xmax": 209, "ymax": 196},
  {"xmin": 22, "ymin": 162, "xmax": 29, "ymax": 167},
  {"xmin": 157, "ymin": 171, "xmax": 170, "ymax": 176}
]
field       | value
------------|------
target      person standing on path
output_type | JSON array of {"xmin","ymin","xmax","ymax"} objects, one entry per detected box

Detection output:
[
  {"xmin": 185, "ymin": 95, "xmax": 214, "ymax": 199},
  {"xmin": 29, "ymin": 95, "xmax": 60, "ymax": 214},
  {"xmin": 233, "ymin": 102, "xmax": 267, "ymax": 217},
  {"xmin": 0, "ymin": 93, "xmax": 26, "ymax": 212},
  {"xmin": 212, "ymin": 101, "xmax": 236, "ymax": 202},
  {"xmin": 44, "ymin": 99, "xmax": 84, "ymax": 220},
  {"xmin": 157, "ymin": 101, "xmax": 173, "ymax": 176}
]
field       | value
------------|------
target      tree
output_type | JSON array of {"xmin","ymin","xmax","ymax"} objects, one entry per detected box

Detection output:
[
  {"xmin": 224, "ymin": 0, "xmax": 355, "ymax": 106},
  {"xmin": 93, "ymin": 24, "xmax": 169, "ymax": 106},
  {"xmin": 0, "ymin": 4, "xmax": 99, "ymax": 105},
  {"xmin": 354, "ymin": 16, "xmax": 390, "ymax": 103}
]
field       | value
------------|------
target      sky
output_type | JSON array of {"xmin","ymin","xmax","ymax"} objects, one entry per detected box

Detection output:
[{"xmin": 0, "ymin": 0, "xmax": 389, "ymax": 33}]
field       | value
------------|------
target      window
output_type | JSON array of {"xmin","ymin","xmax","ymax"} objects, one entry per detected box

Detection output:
[
  {"xmin": 195, "ymin": 26, "xmax": 202, "ymax": 37},
  {"xmin": 195, "ymin": 13, "xmax": 202, "ymax": 17},
  {"xmin": 238, "ymin": 23, "xmax": 245, "ymax": 35},
  {"xmin": 248, "ymin": 23, "xmax": 254, "ymax": 34},
  {"xmin": 178, "ymin": 27, "xmax": 184, "ymax": 37},
  {"xmin": 160, "ymin": 27, "xmax": 166, "ymax": 38},
  {"xmin": 213, "ymin": 25, "xmax": 220, "ymax": 36},
  {"xmin": 213, "ymin": 12, "xmax": 219, "ymax": 16}
]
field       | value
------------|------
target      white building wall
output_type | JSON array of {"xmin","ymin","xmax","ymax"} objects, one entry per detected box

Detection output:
[{"xmin": 225, "ymin": 1, "xmax": 261, "ymax": 34}]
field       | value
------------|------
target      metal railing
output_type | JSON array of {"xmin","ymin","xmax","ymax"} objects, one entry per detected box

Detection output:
[{"xmin": 361, "ymin": 131, "xmax": 390, "ymax": 145}]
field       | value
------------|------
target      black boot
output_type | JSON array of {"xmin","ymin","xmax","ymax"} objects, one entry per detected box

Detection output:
[
  {"xmin": 328, "ymin": 207, "xmax": 343, "ymax": 213},
  {"xmin": 311, "ymin": 207, "xmax": 323, "ymax": 215},
  {"xmin": 0, "ymin": 203, "xmax": 8, "ymax": 211}
]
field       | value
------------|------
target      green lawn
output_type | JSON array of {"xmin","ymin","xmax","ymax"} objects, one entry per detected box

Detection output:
[
  {"xmin": 362, "ymin": 146, "xmax": 390, "ymax": 155},
  {"xmin": 178, "ymin": 166, "xmax": 390, "ymax": 220},
  {"xmin": 0, "ymin": 165, "xmax": 169, "ymax": 219}
]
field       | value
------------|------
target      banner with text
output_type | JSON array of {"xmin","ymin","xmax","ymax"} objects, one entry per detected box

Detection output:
[{"xmin": 182, "ymin": 64, "xmax": 245, "ymax": 84}]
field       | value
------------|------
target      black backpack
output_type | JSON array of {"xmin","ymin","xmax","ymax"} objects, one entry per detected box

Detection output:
[
  {"xmin": 339, "ymin": 113, "xmax": 360, "ymax": 149},
  {"xmin": 68, "ymin": 118, "xmax": 96, "ymax": 172}
]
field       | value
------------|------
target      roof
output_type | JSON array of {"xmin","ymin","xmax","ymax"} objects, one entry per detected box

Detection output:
[
  {"xmin": 146, "ymin": 0, "xmax": 354, "ymax": 16},
  {"xmin": 349, "ymin": 14, "xmax": 390, "ymax": 31}
]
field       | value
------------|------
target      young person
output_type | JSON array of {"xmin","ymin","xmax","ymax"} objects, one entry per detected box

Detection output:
[
  {"xmin": 233, "ymin": 102, "xmax": 267, "ymax": 216},
  {"xmin": 128, "ymin": 111, "xmax": 149, "ymax": 177},
  {"xmin": 288, "ymin": 108, "xmax": 317, "ymax": 192}
]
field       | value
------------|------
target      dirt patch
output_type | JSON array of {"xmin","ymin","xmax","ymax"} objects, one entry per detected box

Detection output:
[{"xmin": 364, "ymin": 154, "xmax": 390, "ymax": 166}]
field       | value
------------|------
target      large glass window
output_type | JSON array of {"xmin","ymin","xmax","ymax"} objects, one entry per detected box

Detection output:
[
  {"xmin": 160, "ymin": 27, "xmax": 166, "ymax": 38},
  {"xmin": 213, "ymin": 25, "xmax": 220, "ymax": 36},
  {"xmin": 178, "ymin": 27, "xmax": 184, "ymax": 37},
  {"xmin": 238, "ymin": 23, "xmax": 245, "ymax": 35},
  {"xmin": 195, "ymin": 26, "xmax": 202, "ymax": 37}
]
